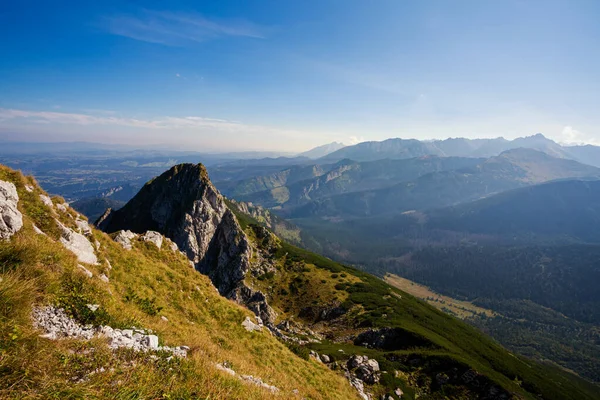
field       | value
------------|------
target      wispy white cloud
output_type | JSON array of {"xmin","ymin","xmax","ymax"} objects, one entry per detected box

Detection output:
[
  {"xmin": 101, "ymin": 10, "xmax": 268, "ymax": 46},
  {"xmin": 349, "ymin": 135, "xmax": 365, "ymax": 145},
  {"xmin": 0, "ymin": 108, "xmax": 323, "ymax": 152},
  {"xmin": 560, "ymin": 125, "xmax": 600, "ymax": 145},
  {"xmin": 0, "ymin": 108, "xmax": 290, "ymax": 132}
]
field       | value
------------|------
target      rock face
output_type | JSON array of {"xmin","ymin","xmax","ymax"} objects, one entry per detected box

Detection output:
[
  {"xmin": 97, "ymin": 164, "xmax": 277, "ymax": 325},
  {"xmin": 0, "ymin": 180, "xmax": 23, "ymax": 240}
]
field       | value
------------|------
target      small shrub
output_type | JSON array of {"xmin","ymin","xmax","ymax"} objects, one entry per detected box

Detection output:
[{"xmin": 124, "ymin": 288, "xmax": 163, "ymax": 316}]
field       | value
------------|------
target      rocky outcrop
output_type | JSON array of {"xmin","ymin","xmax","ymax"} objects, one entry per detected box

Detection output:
[
  {"xmin": 114, "ymin": 230, "xmax": 137, "ymax": 250},
  {"xmin": 0, "ymin": 180, "xmax": 23, "ymax": 240},
  {"xmin": 57, "ymin": 220, "xmax": 98, "ymax": 265},
  {"xmin": 347, "ymin": 355, "xmax": 380, "ymax": 385},
  {"xmin": 32, "ymin": 306, "xmax": 188, "ymax": 357},
  {"xmin": 241, "ymin": 316, "xmax": 263, "ymax": 332},
  {"xmin": 97, "ymin": 164, "xmax": 277, "ymax": 326},
  {"xmin": 141, "ymin": 230, "xmax": 163, "ymax": 248}
]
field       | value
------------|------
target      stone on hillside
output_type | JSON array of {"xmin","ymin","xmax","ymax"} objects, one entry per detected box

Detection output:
[
  {"xmin": 32, "ymin": 306, "xmax": 188, "ymax": 356},
  {"xmin": 24, "ymin": 184, "xmax": 34, "ymax": 192},
  {"xmin": 168, "ymin": 239, "xmax": 179, "ymax": 252},
  {"xmin": 99, "ymin": 273, "xmax": 109, "ymax": 283},
  {"xmin": 75, "ymin": 219, "xmax": 92, "ymax": 235},
  {"xmin": 395, "ymin": 388, "xmax": 404, "ymax": 398},
  {"xmin": 320, "ymin": 354, "xmax": 331, "ymax": 363},
  {"xmin": 56, "ymin": 203, "xmax": 68, "ymax": 213},
  {"xmin": 57, "ymin": 221, "xmax": 98, "ymax": 264},
  {"xmin": 144, "ymin": 335, "xmax": 159, "ymax": 349},
  {"xmin": 0, "ymin": 180, "xmax": 23, "ymax": 240},
  {"xmin": 141, "ymin": 230, "xmax": 163, "ymax": 249},
  {"xmin": 32, "ymin": 224, "xmax": 45, "ymax": 235},
  {"xmin": 86, "ymin": 304, "xmax": 100, "ymax": 312},
  {"xmin": 114, "ymin": 230, "xmax": 137, "ymax": 250},
  {"xmin": 78, "ymin": 264, "xmax": 93, "ymax": 278},
  {"xmin": 242, "ymin": 316, "xmax": 262, "ymax": 332},
  {"xmin": 161, "ymin": 315, "xmax": 169, "ymax": 322},
  {"xmin": 366, "ymin": 359, "xmax": 380, "ymax": 372},
  {"xmin": 39, "ymin": 194, "xmax": 53, "ymax": 207}
]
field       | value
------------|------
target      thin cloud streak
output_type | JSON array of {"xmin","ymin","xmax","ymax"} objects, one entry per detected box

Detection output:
[
  {"xmin": 101, "ymin": 10, "xmax": 268, "ymax": 46},
  {"xmin": 0, "ymin": 108, "xmax": 310, "ymax": 139}
]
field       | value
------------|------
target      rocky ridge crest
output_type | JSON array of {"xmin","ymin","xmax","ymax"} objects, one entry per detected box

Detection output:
[{"xmin": 97, "ymin": 164, "xmax": 278, "ymax": 327}]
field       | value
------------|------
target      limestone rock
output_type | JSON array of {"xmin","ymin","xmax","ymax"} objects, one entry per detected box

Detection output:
[
  {"xmin": 141, "ymin": 230, "xmax": 163, "ymax": 249},
  {"xmin": 24, "ymin": 184, "xmax": 34, "ymax": 192},
  {"xmin": 96, "ymin": 164, "xmax": 278, "ymax": 327},
  {"xmin": 113, "ymin": 230, "xmax": 137, "ymax": 250},
  {"xmin": 0, "ymin": 180, "xmax": 23, "ymax": 240},
  {"xmin": 75, "ymin": 219, "xmax": 92, "ymax": 235},
  {"xmin": 99, "ymin": 273, "xmax": 109, "ymax": 283},
  {"xmin": 39, "ymin": 194, "xmax": 53, "ymax": 207},
  {"xmin": 57, "ymin": 221, "xmax": 98, "ymax": 265},
  {"xmin": 242, "ymin": 316, "xmax": 262, "ymax": 332},
  {"xmin": 32, "ymin": 306, "xmax": 188, "ymax": 356}
]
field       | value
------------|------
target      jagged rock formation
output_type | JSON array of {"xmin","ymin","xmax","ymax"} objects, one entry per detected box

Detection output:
[
  {"xmin": 0, "ymin": 180, "xmax": 23, "ymax": 240},
  {"xmin": 97, "ymin": 164, "xmax": 277, "ymax": 326}
]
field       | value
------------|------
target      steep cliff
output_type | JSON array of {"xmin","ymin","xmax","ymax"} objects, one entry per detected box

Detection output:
[{"xmin": 97, "ymin": 164, "xmax": 277, "ymax": 325}]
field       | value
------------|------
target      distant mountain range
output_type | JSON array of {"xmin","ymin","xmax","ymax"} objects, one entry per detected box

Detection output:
[
  {"xmin": 297, "ymin": 142, "xmax": 346, "ymax": 159},
  {"xmin": 249, "ymin": 148, "xmax": 600, "ymax": 218},
  {"xmin": 320, "ymin": 134, "xmax": 600, "ymax": 167}
]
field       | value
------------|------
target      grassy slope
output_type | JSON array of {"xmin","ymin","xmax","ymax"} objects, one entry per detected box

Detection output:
[
  {"xmin": 0, "ymin": 165, "xmax": 359, "ymax": 400},
  {"xmin": 228, "ymin": 202, "xmax": 600, "ymax": 400}
]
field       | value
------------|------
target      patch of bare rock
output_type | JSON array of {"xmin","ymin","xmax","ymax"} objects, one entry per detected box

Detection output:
[
  {"xmin": 0, "ymin": 180, "xmax": 23, "ymax": 240},
  {"xmin": 57, "ymin": 220, "xmax": 98, "ymax": 265},
  {"xmin": 32, "ymin": 306, "xmax": 188, "ymax": 357}
]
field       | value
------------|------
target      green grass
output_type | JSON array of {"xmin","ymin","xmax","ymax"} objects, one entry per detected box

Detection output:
[{"xmin": 231, "ymin": 203, "xmax": 600, "ymax": 400}]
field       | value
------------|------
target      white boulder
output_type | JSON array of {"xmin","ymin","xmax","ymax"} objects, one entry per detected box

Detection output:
[
  {"xmin": 141, "ymin": 231, "xmax": 163, "ymax": 249},
  {"xmin": 58, "ymin": 221, "xmax": 98, "ymax": 265}
]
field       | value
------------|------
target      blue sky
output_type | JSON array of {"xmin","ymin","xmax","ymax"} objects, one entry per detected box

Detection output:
[{"xmin": 1, "ymin": 0, "xmax": 599, "ymax": 151}]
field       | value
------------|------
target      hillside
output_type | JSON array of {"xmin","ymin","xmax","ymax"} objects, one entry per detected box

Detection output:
[
  {"xmin": 0, "ymin": 164, "xmax": 360, "ymax": 400},
  {"xmin": 283, "ymin": 149, "xmax": 600, "ymax": 219},
  {"xmin": 93, "ymin": 162, "xmax": 600, "ymax": 400},
  {"xmin": 231, "ymin": 157, "xmax": 481, "ymax": 209},
  {"xmin": 427, "ymin": 179, "xmax": 600, "ymax": 242}
]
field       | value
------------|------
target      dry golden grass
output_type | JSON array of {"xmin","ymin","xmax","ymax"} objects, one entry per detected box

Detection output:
[{"xmin": 0, "ymin": 165, "xmax": 360, "ymax": 400}]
